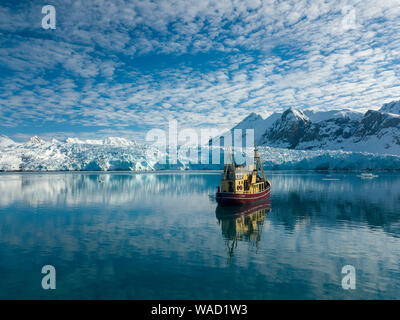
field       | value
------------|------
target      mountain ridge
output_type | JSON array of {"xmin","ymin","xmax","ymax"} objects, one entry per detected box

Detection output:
[{"xmin": 226, "ymin": 100, "xmax": 400, "ymax": 155}]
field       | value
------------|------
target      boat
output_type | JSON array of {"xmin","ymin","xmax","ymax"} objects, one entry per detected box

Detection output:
[
  {"xmin": 357, "ymin": 172, "xmax": 379, "ymax": 179},
  {"xmin": 216, "ymin": 145, "xmax": 271, "ymax": 205}
]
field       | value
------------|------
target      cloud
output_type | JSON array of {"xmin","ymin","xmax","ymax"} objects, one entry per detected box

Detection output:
[{"xmin": 0, "ymin": 0, "xmax": 399, "ymax": 139}]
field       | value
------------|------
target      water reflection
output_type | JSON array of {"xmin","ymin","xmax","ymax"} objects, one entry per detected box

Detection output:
[
  {"xmin": 216, "ymin": 201, "xmax": 271, "ymax": 259},
  {"xmin": 0, "ymin": 172, "xmax": 399, "ymax": 299},
  {"xmin": 0, "ymin": 172, "xmax": 217, "ymax": 207}
]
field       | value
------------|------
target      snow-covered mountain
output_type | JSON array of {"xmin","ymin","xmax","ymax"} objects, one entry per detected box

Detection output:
[
  {"xmin": 1, "ymin": 100, "xmax": 400, "ymax": 171},
  {"xmin": 262, "ymin": 108, "xmax": 311, "ymax": 149},
  {"xmin": 0, "ymin": 135, "xmax": 16, "ymax": 148},
  {"xmin": 303, "ymin": 109, "xmax": 364, "ymax": 122},
  {"xmin": 213, "ymin": 112, "xmax": 280, "ymax": 144},
  {"xmin": 380, "ymin": 101, "xmax": 400, "ymax": 114},
  {"xmin": 65, "ymin": 136, "xmax": 138, "ymax": 147},
  {"xmin": 228, "ymin": 100, "xmax": 400, "ymax": 155}
]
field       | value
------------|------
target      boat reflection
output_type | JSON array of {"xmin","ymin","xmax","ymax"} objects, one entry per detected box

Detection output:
[{"xmin": 215, "ymin": 200, "xmax": 271, "ymax": 259}]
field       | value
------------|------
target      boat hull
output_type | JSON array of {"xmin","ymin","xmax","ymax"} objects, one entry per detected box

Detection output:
[{"xmin": 216, "ymin": 186, "xmax": 270, "ymax": 206}]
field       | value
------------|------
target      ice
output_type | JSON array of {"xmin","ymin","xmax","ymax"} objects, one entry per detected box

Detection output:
[
  {"xmin": 380, "ymin": 100, "xmax": 400, "ymax": 114},
  {"xmin": 1, "ymin": 134, "xmax": 400, "ymax": 171},
  {"xmin": 153, "ymin": 145, "xmax": 400, "ymax": 171},
  {"xmin": 256, "ymin": 146, "xmax": 400, "ymax": 170},
  {"xmin": 0, "ymin": 135, "xmax": 17, "ymax": 148},
  {"xmin": 304, "ymin": 109, "xmax": 364, "ymax": 122},
  {"xmin": 0, "ymin": 136, "xmax": 153, "ymax": 172}
]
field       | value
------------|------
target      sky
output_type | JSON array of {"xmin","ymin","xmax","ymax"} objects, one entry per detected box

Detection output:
[{"xmin": 0, "ymin": 0, "xmax": 399, "ymax": 142}]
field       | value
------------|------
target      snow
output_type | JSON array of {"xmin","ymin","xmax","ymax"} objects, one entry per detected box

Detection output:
[
  {"xmin": 380, "ymin": 100, "xmax": 400, "ymax": 114},
  {"xmin": 65, "ymin": 137, "xmax": 88, "ymax": 144},
  {"xmin": 304, "ymin": 109, "xmax": 364, "ymax": 122},
  {"xmin": 2, "ymin": 98, "xmax": 400, "ymax": 173},
  {"xmin": 64, "ymin": 137, "xmax": 135, "ymax": 146},
  {"xmin": 257, "ymin": 146, "xmax": 400, "ymax": 170},
  {"xmin": 162, "ymin": 146, "xmax": 400, "ymax": 171},
  {"xmin": 0, "ymin": 136, "xmax": 153, "ymax": 172},
  {"xmin": 222, "ymin": 102, "xmax": 400, "ymax": 155},
  {"xmin": 262, "ymin": 112, "xmax": 282, "ymax": 130},
  {"xmin": 269, "ymin": 108, "xmax": 310, "ymax": 133},
  {"xmin": 0, "ymin": 135, "xmax": 17, "ymax": 148},
  {"xmin": 27, "ymin": 136, "xmax": 45, "ymax": 144},
  {"xmin": 214, "ymin": 112, "xmax": 282, "ymax": 145},
  {"xmin": 1, "ymin": 135, "xmax": 399, "ymax": 171},
  {"xmin": 286, "ymin": 107, "xmax": 310, "ymax": 122}
]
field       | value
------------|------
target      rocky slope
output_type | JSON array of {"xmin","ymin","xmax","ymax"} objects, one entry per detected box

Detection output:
[{"xmin": 229, "ymin": 100, "xmax": 400, "ymax": 155}]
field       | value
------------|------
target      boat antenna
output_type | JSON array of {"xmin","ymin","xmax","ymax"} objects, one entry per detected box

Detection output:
[
  {"xmin": 229, "ymin": 146, "xmax": 235, "ymax": 174},
  {"xmin": 254, "ymin": 141, "xmax": 266, "ymax": 182},
  {"xmin": 224, "ymin": 147, "xmax": 229, "ymax": 179}
]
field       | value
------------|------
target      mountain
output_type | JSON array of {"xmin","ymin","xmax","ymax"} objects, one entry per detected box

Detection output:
[
  {"xmin": 223, "ymin": 108, "xmax": 364, "ymax": 147},
  {"xmin": 304, "ymin": 109, "xmax": 364, "ymax": 122},
  {"xmin": 222, "ymin": 112, "xmax": 264, "ymax": 143},
  {"xmin": 65, "ymin": 136, "xmax": 137, "ymax": 147},
  {"xmin": 0, "ymin": 135, "xmax": 16, "ymax": 147},
  {"xmin": 260, "ymin": 108, "xmax": 311, "ymax": 148},
  {"xmin": 225, "ymin": 100, "xmax": 400, "ymax": 155},
  {"xmin": 380, "ymin": 100, "xmax": 400, "ymax": 114},
  {"xmin": 213, "ymin": 112, "xmax": 281, "ymax": 145},
  {"xmin": 1, "ymin": 100, "xmax": 400, "ymax": 171},
  {"xmin": 27, "ymin": 135, "xmax": 45, "ymax": 144}
]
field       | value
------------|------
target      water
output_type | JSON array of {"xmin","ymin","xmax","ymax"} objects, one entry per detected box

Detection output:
[{"xmin": 0, "ymin": 171, "xmax": 399, "ymax": 299}]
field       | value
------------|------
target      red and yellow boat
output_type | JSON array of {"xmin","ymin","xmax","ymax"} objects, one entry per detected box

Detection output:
[{"xmin": 216, "ymin": 146, "xmax": 271, "ymax": 206}]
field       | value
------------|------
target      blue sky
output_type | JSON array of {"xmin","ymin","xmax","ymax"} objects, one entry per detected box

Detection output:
[{"xmin": 0, "ymin": 0, "xmax": 399, "ymax": 142}]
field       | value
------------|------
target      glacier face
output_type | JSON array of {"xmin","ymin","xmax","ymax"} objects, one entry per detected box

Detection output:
[
  {"xmin": 257, "ymin": 146, "xmax": 400, "ymax": 170},
  {"xmin": 0, "ymin": 136, "xmax": 154, "ymax": 172},
  {"xmin": 1, "ymin": 135, "xmax": 400, "ymax": 171}
]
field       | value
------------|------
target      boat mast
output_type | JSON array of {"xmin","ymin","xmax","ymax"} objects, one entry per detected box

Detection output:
[
  {"xmin": 254, "ymin": 142, "xmax": 266, "ymax": 182},
  {"xmin": 224, "ymin": 147, "xmax": 235, "ymax": 179},
  {"xmin": 230, "ymin": 149, "xmax": 236, "ymax": 174}
]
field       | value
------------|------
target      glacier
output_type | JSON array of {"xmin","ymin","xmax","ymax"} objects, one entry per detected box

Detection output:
[
  {"xmin": 1, "ymin": 135, "xmax": 400, "ymax": 171},
  {"xmin": 0, "ymin": 135, "xmax": 154, "ymax": 172}
]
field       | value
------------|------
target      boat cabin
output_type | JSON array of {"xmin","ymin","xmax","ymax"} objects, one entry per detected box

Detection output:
[{"xmin": 219, "ymin": 146, "xmax": 270, "ymax": 195}]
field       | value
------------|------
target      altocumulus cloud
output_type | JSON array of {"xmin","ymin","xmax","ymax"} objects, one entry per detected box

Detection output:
[{"xmin": 0, "ymin": 0, "xmax": 399, "ymax": 141}]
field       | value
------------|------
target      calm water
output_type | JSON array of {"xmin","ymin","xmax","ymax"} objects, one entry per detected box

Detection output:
[{"xmin": 0, "ymin": 171, "xmax": 399, "ymax": 299}]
